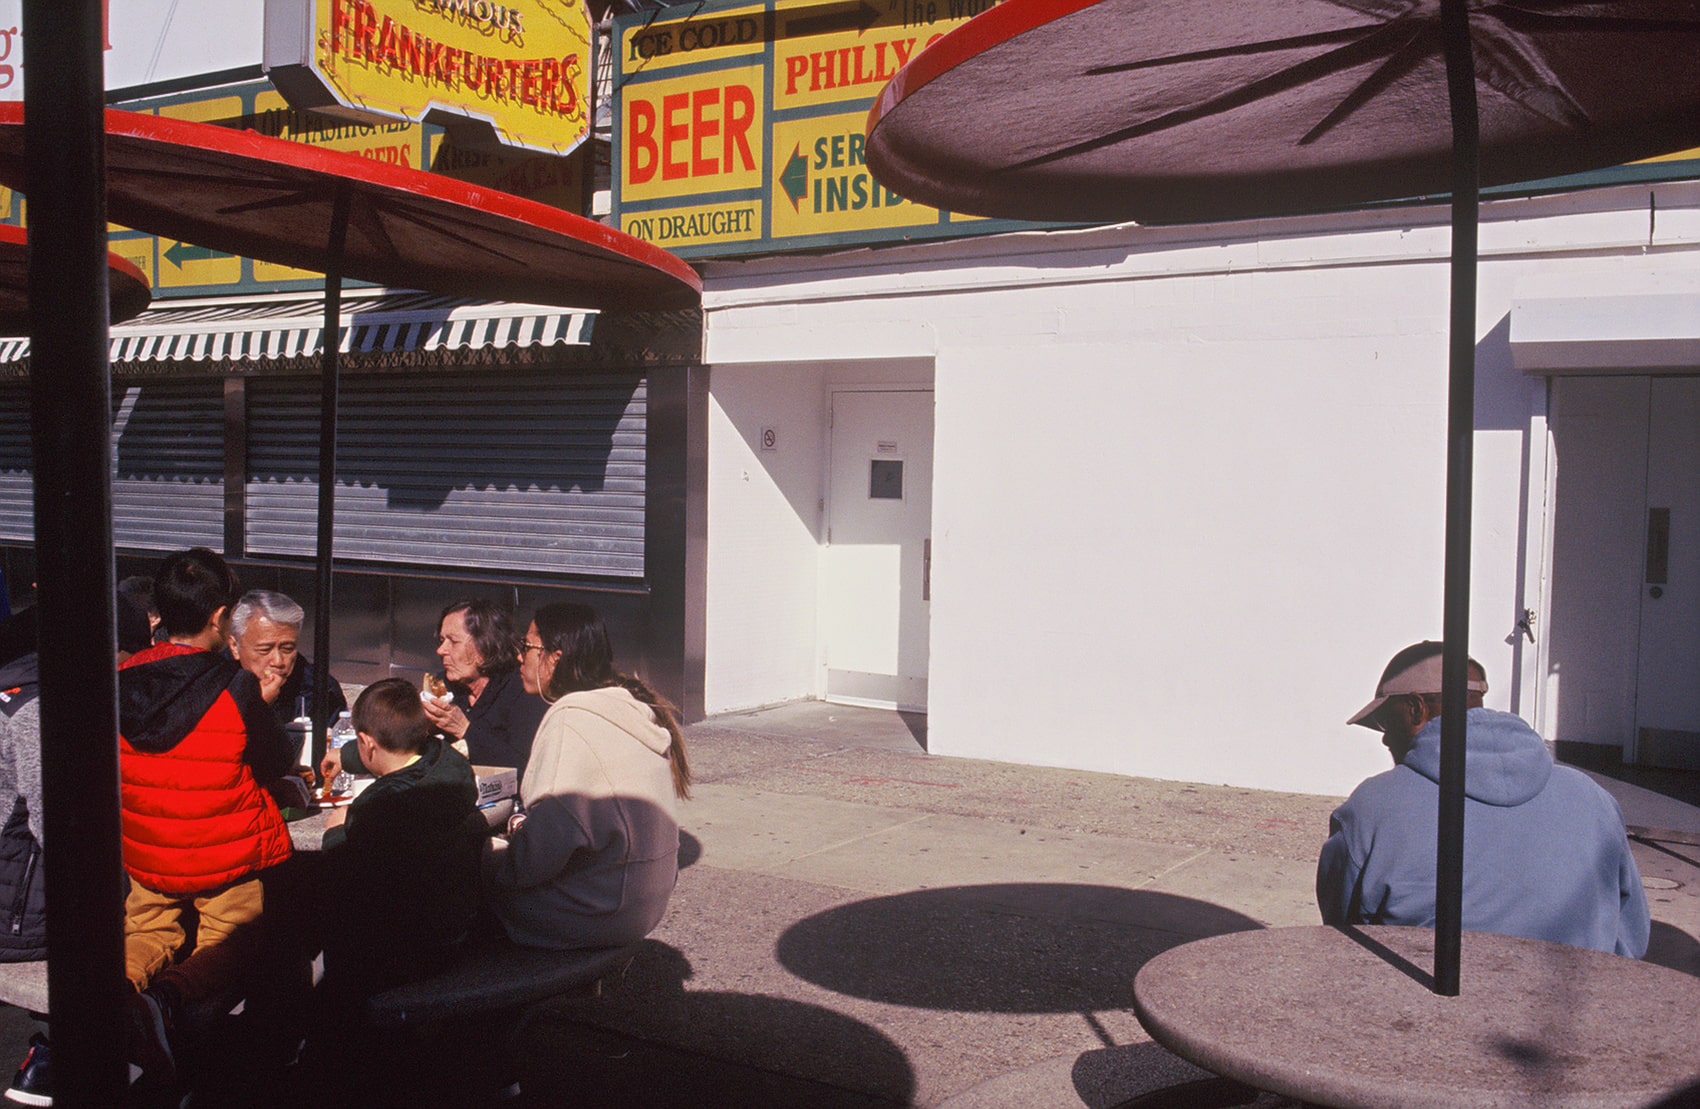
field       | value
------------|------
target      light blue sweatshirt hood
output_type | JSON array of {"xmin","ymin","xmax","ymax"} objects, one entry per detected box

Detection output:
[{"xmin": 1400, "ymin": 707, "xmax": 1551, "ymax": 807}]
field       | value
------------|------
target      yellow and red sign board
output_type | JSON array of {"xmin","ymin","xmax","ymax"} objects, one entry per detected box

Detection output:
[
  {"xmin": 613, "ymin": 0, "xmax": 1018, "ymax": 259},
  {"xmin": 265, "ymin": 0, "xmax": 591, "ymax": 156}
]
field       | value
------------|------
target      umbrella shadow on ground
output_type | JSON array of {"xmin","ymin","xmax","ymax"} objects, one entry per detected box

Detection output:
[
  {"xmin": 678, "ymin": 828, "xmax": 703, "ymax": 869},
  {"xmin": 1071, "ymin": 1042, "xmax": 1301, "ymax": 1109},
  {"xmin": 1646, "ymin": 921, "xmax": 1700, "ymax": 977},
  {"xmin": 525, "ymin": 941, "xmax": 915, "ymax": 1106},
  {"xmin": 775, "ymin": 884, "xmax": 1261, "ymax": 1013}
]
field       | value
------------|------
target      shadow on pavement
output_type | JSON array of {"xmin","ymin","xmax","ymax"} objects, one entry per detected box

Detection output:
[
  {"xmin": 776, "ymin": 884, "xmax": 1261, "ymax": 1012},
  {"xmin": 679, "ymin": 828, "xmax": 703, "ymax": 870},
  {"xmin": 1647, "ymin": 920, "xmax": 1700, "ymax": 976},
  {"xmin": 1068, "ymin": 1042, "xmax": 1307, "ymax": 1109},
  {"xmin": 527, "ymin": 941, "xmax": 915, "ymax": 1105}
]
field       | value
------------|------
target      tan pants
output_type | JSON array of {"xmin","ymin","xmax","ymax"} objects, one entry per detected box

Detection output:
[{"xmin": 124, "ymin": 876, "xmax": 265, "ymax": 1003}]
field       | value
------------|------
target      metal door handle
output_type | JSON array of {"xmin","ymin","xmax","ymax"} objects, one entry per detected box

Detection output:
[
  {"xmin": 923, "ymin": 538, "xmax": 931, "ymax": 602},
  {"xmin": 1646, "ymin": 507, "xmax": 1669, "ymax": 585}
]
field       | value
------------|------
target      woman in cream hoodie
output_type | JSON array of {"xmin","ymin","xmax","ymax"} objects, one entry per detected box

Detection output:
[{"xmin": 484, "ymin": 603, "xmax": 691, "ymax": 949}]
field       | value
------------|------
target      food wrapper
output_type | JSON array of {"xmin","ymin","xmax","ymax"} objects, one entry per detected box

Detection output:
[{"xmin": 419, "ymin": 673, "xmax": 454, "ymax": 705}]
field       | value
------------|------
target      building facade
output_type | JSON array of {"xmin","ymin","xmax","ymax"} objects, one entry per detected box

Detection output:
[{"xmin": 1, "ymin": 1, "xmax": 1695, "ymax": 797}]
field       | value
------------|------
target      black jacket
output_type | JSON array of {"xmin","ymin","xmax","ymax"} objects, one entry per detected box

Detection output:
[{"xmin": 321, "ymin": 739, "xmax": 484, "ymax": 986}]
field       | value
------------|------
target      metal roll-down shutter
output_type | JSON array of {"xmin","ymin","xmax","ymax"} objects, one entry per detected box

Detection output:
[
  {"xmin": 0, "ymin": 379, "xmax": 224, "ymax": 551},
  {"xmin": 245, "ymin": 370, "xmax": 648, "ymax": 577}
]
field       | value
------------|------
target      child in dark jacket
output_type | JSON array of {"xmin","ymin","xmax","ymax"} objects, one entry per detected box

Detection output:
[{"xmin": 317, "ymin": 678, "xmax": 484, "ymax": 1013}]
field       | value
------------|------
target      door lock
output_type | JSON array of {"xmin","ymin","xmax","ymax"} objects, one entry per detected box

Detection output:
[{"xmin": 1516, "ymin": 608, "xmax": 1537, "ymax": 644}]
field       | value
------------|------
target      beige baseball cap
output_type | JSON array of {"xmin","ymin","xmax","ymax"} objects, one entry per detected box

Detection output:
[{"xmin": 1348, "ymin": 640, "xmax": 1488, "ymax": 730}]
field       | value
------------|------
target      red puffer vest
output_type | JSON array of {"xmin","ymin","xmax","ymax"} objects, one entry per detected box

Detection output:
[{"xmin": 119, "ymin": 644, "xmax": 292, "ymax": 893}]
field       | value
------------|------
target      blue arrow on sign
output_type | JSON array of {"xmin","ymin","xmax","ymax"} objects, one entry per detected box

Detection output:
[{"xmin": 163, "ymin": 240, "xmax": 227, "ymax": 268}]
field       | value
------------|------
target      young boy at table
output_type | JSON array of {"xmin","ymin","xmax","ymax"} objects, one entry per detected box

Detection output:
[{"xmin": 315, "ymin": 678, "xmax": 484, "ymax": 1024}]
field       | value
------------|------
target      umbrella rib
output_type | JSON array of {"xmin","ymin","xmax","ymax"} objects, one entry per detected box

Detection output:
[
  {"xmin": 107, "ymin": 164, "xmax": 309, "ymax": 197},
  {"xmin": 1084, "ymin": 24, "xmax": 1373, "ymax": 76},
  {"xmin": 1012, "ymin": 18, "xmax": 1428, "ymax": 172},
  {"xmin": 1300, "ymin": 23, "xmax": 1433, "ymax": 144},
  {"xmin": 1469, "ymin": 30, "xmax": 1588, "ymax": 127},
  {"xmin": 374, "ymin": 201, "xmax": 536, "ymax": 267},
  {"xmin": 214, "ymin": 189, "xmax": 335, "ymax": 217},
  {"xmin": 346, "ymin": 197, "xmax": 403, "ymax": 265}
]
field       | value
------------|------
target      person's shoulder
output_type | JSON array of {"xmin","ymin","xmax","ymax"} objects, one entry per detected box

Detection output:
[
  {"xmin": 431, "ymin": 739, "xmax": 478, "ymax": 782},
  {"xmin": 1544, "ymin": 764, "xmax": 1630, "ymax": 819},
  {"xmin": 489, "ymin": 670, "xmax": 544, "ymax": 715},
  {"xmin": 1337, "ymin": 764, "xmax": 1427, "ymax": 817}
]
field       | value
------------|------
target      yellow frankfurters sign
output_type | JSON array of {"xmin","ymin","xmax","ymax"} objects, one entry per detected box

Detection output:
[{"xmin": 267, "ymin": 0, "xmax": 592, "ymax": 155}]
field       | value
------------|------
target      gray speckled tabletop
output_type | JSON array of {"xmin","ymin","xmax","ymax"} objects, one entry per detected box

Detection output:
[{"xmin": 1133, "ymin": 925, "xmax": 1700, "ymax": 1109}]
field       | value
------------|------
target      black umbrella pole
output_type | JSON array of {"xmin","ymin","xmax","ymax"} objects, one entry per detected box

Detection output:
[
  {"xmin": 311, "ymin": 186, "xmax": 351, "ymax": 768},
  {"xmin": 24, "ymin": 2, "xmax": 131, "ymax": 1103},
  {"xmin": 1436, "ymin": 0, "xmax": 1480, "ymax": 998}
]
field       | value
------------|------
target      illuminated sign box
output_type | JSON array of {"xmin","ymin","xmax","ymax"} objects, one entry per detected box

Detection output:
[{"xmin": 264, "ymin": 0, "xmax": 591, "ymax": 155}]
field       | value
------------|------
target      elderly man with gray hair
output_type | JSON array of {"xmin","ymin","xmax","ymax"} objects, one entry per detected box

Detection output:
[{"xmin": 227, "ymin": 590, "xmax": 347, "ymax": 731}]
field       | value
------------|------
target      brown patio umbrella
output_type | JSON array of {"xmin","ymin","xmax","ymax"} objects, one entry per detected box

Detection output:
[
  {"xmin": 866, "ymin": 0, "xmax": 1700, "ymax": 224},
  {"xmin": 0, "ymin": 223, "xmax": 151, "ymax": 333},
  {"xmin": 865, "ymin": 0, "xmax": 1700, "ymax": 994}
]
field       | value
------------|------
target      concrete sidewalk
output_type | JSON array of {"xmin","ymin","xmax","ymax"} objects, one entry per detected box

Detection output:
[
  {"xmin": 3, "ymin": 700, "xmax": 1685, "ymax": 1105},
  {"xmin": 510, "ymin": 701, "xmax": 1700, "ymax": 1107}
]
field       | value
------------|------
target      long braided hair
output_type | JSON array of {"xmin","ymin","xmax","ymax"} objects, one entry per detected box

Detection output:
[{"xmin": 533, "ymin": 602, "xmax": 691, "ymax": 800}]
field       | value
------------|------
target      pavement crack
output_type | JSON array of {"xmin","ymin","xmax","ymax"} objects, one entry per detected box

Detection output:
[
  {"xmin": 783, "ymin": 812, "xmax": 935, "ymax": 864},
  {"xmin": 1138, "ymin": 846, "xmax": 1213, "ymax": 888}
]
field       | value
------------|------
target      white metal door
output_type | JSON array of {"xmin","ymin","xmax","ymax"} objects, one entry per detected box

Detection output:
[
  {"xmin": 1543, "ymin": 375, "xmax": 1700, "ymax": 767},
  {"xmin": 822, "ymin": 390, "xmax": 933, "ymax": 711},
  {"xmin": 1634, "ymin": 377, "xmax": 1700, "ymax": 768}
]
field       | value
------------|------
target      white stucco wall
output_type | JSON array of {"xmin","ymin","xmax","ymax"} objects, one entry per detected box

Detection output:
[
  {"xmin": 705, "ymin": 357, "xmax": 939, "ymax": 712},
  {"xmin": 705, "ymin": 362, "xmax": 826, "ymax": 711},
  {"xmin": 700, "ymin": 179, "xmax": 1700, "ymax": 797}
]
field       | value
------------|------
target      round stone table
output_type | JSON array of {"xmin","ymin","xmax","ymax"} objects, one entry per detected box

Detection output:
[{"xmin": 1132, "ymin": 925, "xmax": 1700, "ymax": 1108}]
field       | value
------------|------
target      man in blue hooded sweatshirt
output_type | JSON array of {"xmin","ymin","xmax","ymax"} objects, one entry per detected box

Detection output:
[{"xmin": 1317, "ymin": 641, "xmax": 1649, "ymax": 958}]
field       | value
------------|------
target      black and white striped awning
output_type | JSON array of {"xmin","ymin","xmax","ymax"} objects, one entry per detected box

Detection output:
[{"xmin": 0, "ymin": 289, "xmax": 595, "ymax": 366}]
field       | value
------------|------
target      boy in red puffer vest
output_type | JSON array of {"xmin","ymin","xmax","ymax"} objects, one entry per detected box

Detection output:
[{"xmin": 118, "ymin": 548, "xmax": 294, "ymax": 1088}]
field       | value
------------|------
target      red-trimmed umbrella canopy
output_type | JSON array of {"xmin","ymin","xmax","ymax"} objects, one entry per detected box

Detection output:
[
  {"xmin": 0, "ymin": 103, "xmax": 700, "ymax": 760},
  {"xmin": 866, "ymin": 0, "xmax": 1700, "ymax": 224},
  {"xmin": 0, "ymin": 222, "xmax": 151, "ymax": 334},
  {"xmin": 865, "ymin": 0, "xmax": 1700, "ymax": 997},
  {"xmin": 0, "ymin": 105, "xmax": 700, "ymax": 310}
]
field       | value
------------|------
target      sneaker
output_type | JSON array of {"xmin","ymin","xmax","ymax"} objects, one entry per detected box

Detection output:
[
  {"xmin": 126, "ymin": 989, "xmax": 176, "ymax": 1089},
  {"xmin": 4, "ymin": 1033, "xmax": 51, "ymax": 1107}
]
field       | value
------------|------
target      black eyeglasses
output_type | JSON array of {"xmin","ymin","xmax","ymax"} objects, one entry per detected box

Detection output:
[{"xmin": 519, "ymin": 642, "xmax": 546, "ymax": 655}]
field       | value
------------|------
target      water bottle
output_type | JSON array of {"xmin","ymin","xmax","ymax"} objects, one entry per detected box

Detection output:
[{"xmin": 328, "ymin": 710, "xmax": 356, "ymax": 795}]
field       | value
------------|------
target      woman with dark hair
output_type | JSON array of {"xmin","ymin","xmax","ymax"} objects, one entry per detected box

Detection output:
[
  {"xmin": 420, "ymin": 598, "xmax": 547, "ymax": 773},
  {"xmin": 484, "ymin": 603, "xmax": 691, "ymax": 949},
  {"xmin": 323, "ymin": 599, "xmax": 546, "ymax": 785}
]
